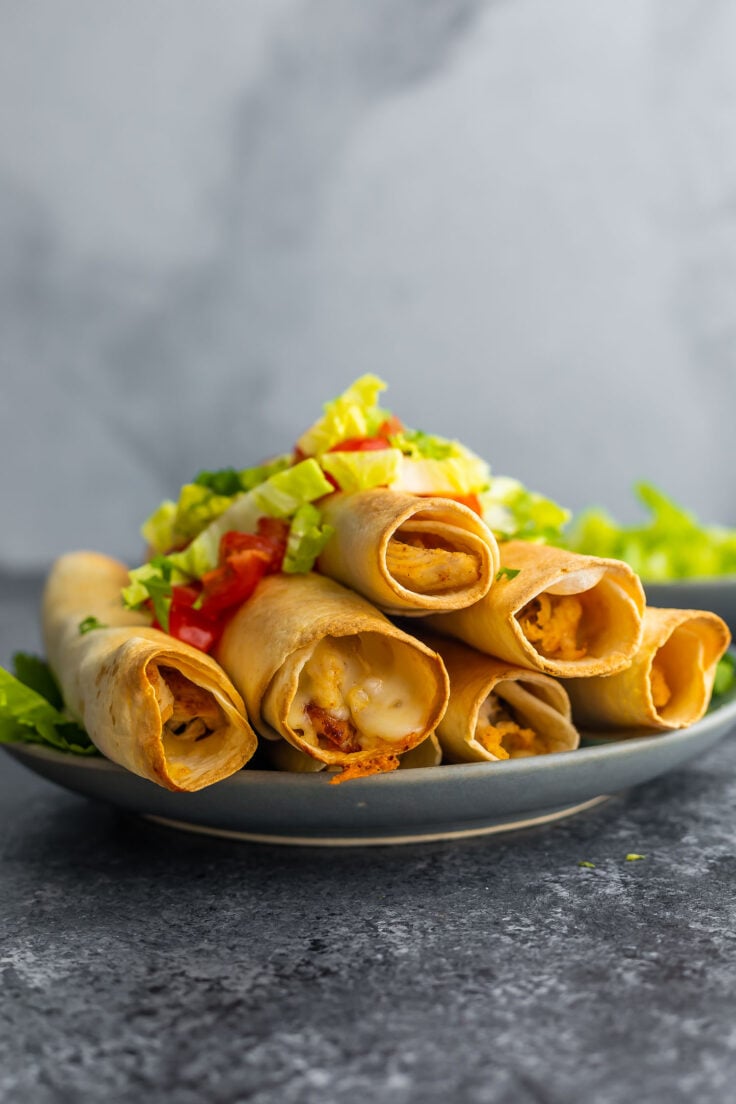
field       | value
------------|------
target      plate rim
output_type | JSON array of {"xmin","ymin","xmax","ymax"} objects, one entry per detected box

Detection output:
[{"xmin": 4, "ymin": 687, "xmax": 736, "ymax": 845}]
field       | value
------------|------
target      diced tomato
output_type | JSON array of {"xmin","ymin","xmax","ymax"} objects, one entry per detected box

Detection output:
[
  {"xmin": 150, "ymin": 584, "xmax": 221, "ymax": 653},
  {"xmin": 168, "ymin": 605, "xmax": 221, "ymax": 653},
  {"xmin": 219, "ymin": 520, "xmax": 287, "ymax": 572},
  {"xmin": 151, "ymin": 519, "xmax": 292, "ymax": 653},
  {"xmin": 200, "ymin": 549, "xmax": 270, "ymax": 616},
  {"xmin": 376, "ymin": 416, "xmax": 404, "ymax": 437}
]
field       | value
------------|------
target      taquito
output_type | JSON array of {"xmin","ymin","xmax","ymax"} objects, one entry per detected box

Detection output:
[
  {"xmin": 42, "ymin": 552, "xmax": 257, "ymax": 791},
  {"xmin": 317, "ymin": 489, "xmax": 498, "ymax": 615},
  {"xmin": 564, "ymin": 606, "xmax": 731, "ymax": 731},
  {"xmin": 413, "ymin": 630, "xmax": 579, "ymax": 762},
  {"xmin": 215, "ymin": 572, "xmax": 449, "ymax": 777},
  {"xmin": 426, "ymin": 539, "xmax": 645, "ymax": 678}
]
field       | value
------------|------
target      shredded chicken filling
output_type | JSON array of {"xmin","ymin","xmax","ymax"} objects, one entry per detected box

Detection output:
[
  {"xmin": 386, "ymin": 533, "xmax": 480, "ymax": 594},
  {"xmin": 157, "ymin": 666, "xmax": 224, "ymax": 742},
  {"xmin": 474, "ymin": 693, "xmax": 546, "ymax": 759},
  {"xmin": 517, "ymin": 593, "xmax": 587, "ymax": 660}
]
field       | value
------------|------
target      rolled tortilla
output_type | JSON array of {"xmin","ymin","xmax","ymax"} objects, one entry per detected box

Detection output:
[
  {"xmin": 426, "ymin": 539, "xmax": 645, "ymax": 678},
  {"xmin": 262, "ymin": 732, "xmax": 442, "ymax": 773},
  {"xmin": 413, "ymin": 630, "xmax": 579, "ymax": 762},
  {"xmin": 564, "ymin": 606, "xmax": 731, "ymax": 731},
  {"xmin": 42, "ymin": 551, "xmax": 258, "ymax": 791},
  {"xmin": 317, "ymin": 489, "xmax": 499, "ymax": 615},
  {"xmin": 215, "ymin": 571, "xmax": 449, "ymax": 777}
]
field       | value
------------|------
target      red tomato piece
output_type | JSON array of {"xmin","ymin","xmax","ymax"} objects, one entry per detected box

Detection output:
[{"xmin": 200, "ymin": 550, "xmax": 270, "ymax": 617}]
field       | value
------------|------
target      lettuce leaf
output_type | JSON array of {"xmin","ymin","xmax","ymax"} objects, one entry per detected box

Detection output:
[
  {"xmin": 480, "ymin": 476, "xmax": 571, "ymax": 543},
  {"xmin": 142, "ymin": 456, "xmax": 292, "ymax": 555},
  {"xmin": 0, "ymin": 654, "xmax": 97, "ymax": 755},
  {"xmin": 252, "ymin": 458, "xmax": 333, "ymax": 518},
  {"xmin": 296, "ymin": 374, "xmax": 389, "ymax": 456},
  {"xmin": 124, "ymin": 459, "xmax": 334, "ymax": 616},
  {"xmin": 320, "ymin": 449, "xmax": 403, "ymax": 493},
  {"xmin": 283, "ymin": 504, "xmax": 335, "ymax": 573},
  {"xmin": 564, "ymin": 482, "xmax": 736, "ymax": 580}
]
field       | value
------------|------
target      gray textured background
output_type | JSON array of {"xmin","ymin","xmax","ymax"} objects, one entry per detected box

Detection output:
[{"xmin": 1, "ymin": 0, "xmax": 734, "ymax": 571}]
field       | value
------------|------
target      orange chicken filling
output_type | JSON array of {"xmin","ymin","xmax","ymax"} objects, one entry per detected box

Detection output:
[
  {"xmin": 475, "ymin": 695, "xmax": 545, "ymax": 759},
  {"xmin": 517, "ymin": 593, "xmax": 587, "ymax": 660},
  {"xmin": 386, "ymin": 534, "xmax": 480, "ymax": 594}
]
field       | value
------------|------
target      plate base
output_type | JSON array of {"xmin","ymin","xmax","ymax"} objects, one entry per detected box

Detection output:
[{"xmin": 141, "ymin": 794, "xmax": 611, "ymax": 847}]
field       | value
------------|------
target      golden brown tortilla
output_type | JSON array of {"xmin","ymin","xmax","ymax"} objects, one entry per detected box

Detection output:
[
  {"xmin": 426, "ymin": 540, "xmax": 645, "ymax": 678},
  {"xmin": 564, "ymin": 606, "xmax": 731, "ymax": 731},
  {"xmin": 42, "ymin": 551, "xmax": 258, "ymax": 791},
  {"xmin": 262, "ymin": 731, "xmax": 442, "ymax": 772},
  {"xmin": 317, "ymin": 489, "xmax": 498, "ymax": 615},
  {"xmin": 413, "ymin": 629, "xmax": 579, "ymax": 762},
  {"xmin": 215, "ymin": 571, "xmax": 449, "ymax": 776}
]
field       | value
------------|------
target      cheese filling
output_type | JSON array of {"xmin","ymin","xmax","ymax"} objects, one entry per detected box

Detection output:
[
  {"xmin": 474, "ymin": 692, "xmax": 546, "ymax": 759},
  {"xmin": 517, "ymin": 593, "xmax": 587, "ymax": 660},
  {"xmin": 284, "ymin": 633, "xmax": 428, "ymax": 754}
]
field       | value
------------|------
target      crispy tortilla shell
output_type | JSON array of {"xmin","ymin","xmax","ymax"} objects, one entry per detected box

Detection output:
[
  {"xmin": 317, "ymin": 489, "xmax": 498, "ymax": 615},
  {"xmin": 426, "ymin": 540, "xmax": 645, "ymax": 677},
  {"xmin": 215, "ymin": 572, "xmax": 449, "ymax": 773},
  {"xmin": 413, "ymin": 630, "xmax": 579, "ymax": 762},
  {"xmin": 564, "ymin": 606, "xmax": 731, "ymax": 731},
  {"xmin": 263, "ymin": 731, "xmax": 442, "ymax": 773},
  {"xmin": 42, "ymin": 551, "xmax": 257, "ymax": 791}
]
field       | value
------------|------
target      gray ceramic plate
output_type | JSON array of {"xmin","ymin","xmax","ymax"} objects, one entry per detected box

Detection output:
[
  {"xmin": 643, "ymin": 577, "xmax": 736, "ymax": 636},
  {"xmin": 5, "ymin": 687, "xmax": 736, "ymax": 846}
]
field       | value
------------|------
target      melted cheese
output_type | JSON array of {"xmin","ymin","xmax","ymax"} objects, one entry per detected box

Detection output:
[{"xmin": 286, "ymin": 633, "xmax": 427, "ymax": 750}]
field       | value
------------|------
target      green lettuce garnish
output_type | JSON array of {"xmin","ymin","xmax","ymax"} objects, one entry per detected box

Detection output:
[
  {"xmin": 0, "ymin": 654, "xmax": 97, "ymax": 755},
  {"xmin": 480, "ymin": 477, "xmax": 571, "ymax": 543},
  {"xmin": 142, "ymin": 456, "xmax": 292, "ymax": 555},
  {"xmin": 564, "ymin": 483, "xmax": 736, "ymax": 580},
  {"xmin": 296, "ymin": 374, "xmax": 389, "ymax": 456},
  {"xmin": 123, "ymin": 459, "xmax": 334, "ymax": 619},
  {"xmin": 320, "ymin": 449, "xmax": 403, "ymax": 494},
  {"xmin": 283, "ymin": 504, "xmax": 335, "ymax": 574},
  {"xmin": 712, "ymin": 653, "xmax": 736, "ymax": 700}
]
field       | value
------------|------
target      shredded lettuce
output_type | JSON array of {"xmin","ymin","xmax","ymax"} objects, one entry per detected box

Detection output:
[
  {"xmin": 283, "ymin": 504, "xmax": 335, "ymax": 574},
  {"xmin": 123, "ymin": 459, "xmax": 333, "ymax": 617},
  {"xmin": 713, "ymin": 653, "xmax": 736, "ymax": 700},
  {"xmin": 564, "ymin": 483, "xmax": 736, "ymax": 580},
  {"xmin": 296, "ymin": 374, "xmax": 389, "ymax": 456},
  {"xmin": 252, "ymin": 458, "xmax": 333, "ymax": 519},
  {"xmin": 142, "ymin": 456, "xmax": 292, "ymax": 555},
  {"xmin": 320, "ymin": 448, "xmax": 403, "ymax": 494},
  {"xmin": 480, "ymin": 476, "xmax": 571, "ymax": 543},
  {"xmin": 0, "ymin": 654, "xmax": 97, "ymax": 755},
  {"xmin": 394, "ymin": 454, "xmax": 490, "ymax": 496}
]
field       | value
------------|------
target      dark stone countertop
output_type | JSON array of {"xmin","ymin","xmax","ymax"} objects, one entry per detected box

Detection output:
[{"xmin": 2, "ymin": 572, "xmax": 736, "ymax": 1104}]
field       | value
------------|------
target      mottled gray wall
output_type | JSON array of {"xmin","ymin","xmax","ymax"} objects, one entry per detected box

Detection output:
[{"xmin": 1, "ymin": 0, "xmax": 734, "ymax": 571}]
